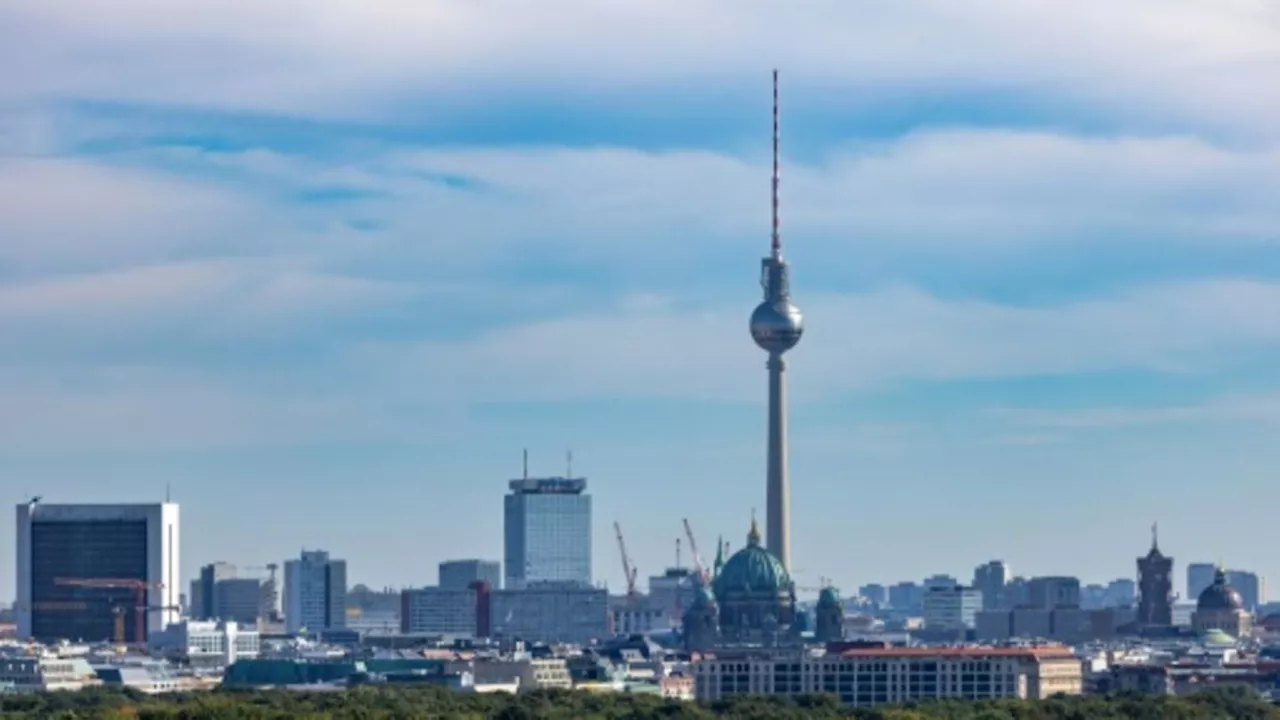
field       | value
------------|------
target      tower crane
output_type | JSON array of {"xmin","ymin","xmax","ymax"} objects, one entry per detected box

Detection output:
[
  {"xmin": 613, "ymin": 522, "xmax": 638, "ymax": 600},
  {"xmin": 54, "ymin": 577, "xmax": 173, "ymax": 647},
  {"xmin": 682, "ymin": 518, "xmax": 711, "ymax": 588}
]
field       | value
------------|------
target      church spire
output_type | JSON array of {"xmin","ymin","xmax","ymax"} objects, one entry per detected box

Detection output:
[{"xmin": 747, "ymin": 509, "xmax": 761, "ymax": 547}]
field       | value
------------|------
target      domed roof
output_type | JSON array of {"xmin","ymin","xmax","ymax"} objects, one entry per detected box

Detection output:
[
  {"xmin": 817, "ymin": 587, "xmax": 841, "ymax": 606},
  {"xmin": 712, "ymin": 518, "xmax": 792, "ymax": 600},
  {"xmin": 1197, "ymin": 567, "xmax": 1244, "ymax": 612}
]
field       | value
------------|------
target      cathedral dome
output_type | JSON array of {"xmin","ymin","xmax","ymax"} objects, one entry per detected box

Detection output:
[
  {"xmin": 1197, "ymin": 567, "xmax": 1244, "ymax": 612},
  {"xmin": 712, "ymin": 518, "xmax": 792, "ymax": 601},
  {"xmin": 817, "ymin": 587, "xmax": 840, "ymax": 606}
]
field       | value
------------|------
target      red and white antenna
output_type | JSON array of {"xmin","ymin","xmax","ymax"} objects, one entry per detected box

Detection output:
[{"xmin": 771, "ymin": 69, "xmax": 781, "ymax": 260}]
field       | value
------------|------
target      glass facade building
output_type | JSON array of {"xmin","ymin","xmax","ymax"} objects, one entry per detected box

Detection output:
[
  {"xmin": 283, "ymin": 550, "xmax": 347, "ymax": 634},
  {"xmin": 503, "ymin": 477, "xmax": 591, "ymax": 590},
  {"xmin": 15, "ymin": 503, "xmax": 180, "ymax": 642}
]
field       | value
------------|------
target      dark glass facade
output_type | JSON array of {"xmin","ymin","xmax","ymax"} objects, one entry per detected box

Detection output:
[{"xmin": 29, "ymin": 519, "xmax": 149, "ymax": 642}]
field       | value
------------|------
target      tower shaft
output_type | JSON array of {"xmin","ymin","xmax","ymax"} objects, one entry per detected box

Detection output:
[{"xmin": 766, "ymin": 353, "xmax": 790, "ymax": 571}]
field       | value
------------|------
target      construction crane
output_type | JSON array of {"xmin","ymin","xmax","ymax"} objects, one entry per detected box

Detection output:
[
  {"xmin": 682, "ymin": 518, "xmax": 711, "ymax": 588},
  {"xmin": 54, "ymin": 577, "xmax": 168, "ymax": 646},
  {"xmin": 613, "ymin": 521, "xmax": 638, "ymax": 600}
]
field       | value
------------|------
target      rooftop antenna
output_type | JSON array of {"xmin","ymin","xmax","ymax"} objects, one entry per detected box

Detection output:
[
  {"xmin": 1151, "ymin": 521, "xmax": 1158, "ymax": 551},
  {"xmin": 771, "ymin": 68, "xmax": 781, "ymax": 261},
  {"xmin": 566, "ymin": 449, "xmax": 574, "ymax": 477},
  {"xmin": 522, "ymin": 449, "xmax": 528, "ymax": 480},
  {"xmin": 165, "ymin": 481, "xmax": 171, "ymax": 503}
]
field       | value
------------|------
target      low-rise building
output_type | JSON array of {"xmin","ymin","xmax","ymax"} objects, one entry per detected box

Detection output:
[
  {"xmin": 692, "ymin": 646, "xmax": 1082, "ymax": 705},
  {"xmin": 151, "ymin": 620, "xmax": 261, "ymax": 670},
  {"xmin": 0, "ymin": 656, "xmax": 102, "ymax": 693},
  {"xmin": 400, "ymin": 587, "xmax": 478, "ymax": 637},
  {"xmin": 490, "ymin": 582, "xmax": 609, "ymax": 645}
]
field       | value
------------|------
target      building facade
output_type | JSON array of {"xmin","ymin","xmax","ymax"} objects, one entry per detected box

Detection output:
[
  {"xmin": 692, "ymin": 646, "xmax": 1083, "ymax": 705},
  {"xmin": 283, "ymin": 550, "xmax": 346, "ymax": 634},
  {"xmin": 215, "ymin": 578, "xmax": 263, "ymax": 625},
  {"xmin": 400, "ymin": 587, "xmax": 479, "ymax": 636},
  {"xmin": 649, "ymin": 568, "xmax": 697, "ymax": 622},
  {"xmin": 1187, "ymin": 563, "xmax": 1216, "ymax": 603},
  {"xmin": 973, "ymin": 562, "xmax": 1009, "ymax": 611},
  {"xmin": 922, "ymin": 585, "xmax": 982, "ymax": 632},
  {"xmin": 439, "ymin": 559, "xmax": 502, "ymax": 591},
  {"xmin": 193, "ymin": 562, "xmax": 237, "ymax": 621},
  {"xmin": 15, "ymin": 502, "xmax": 180, "ymax": 641},
  {"xmin": 489, "ymin": 582, "xmax": 609, "ymax": 645},
  {"xmin": 1227, "ymin": 570, "xmax": 1263, "ymax": 612},
  {"xmin": 503, "ymin": 476, "xmax": 591, "ymax": 590},
  {"xmin": 1027, "ymin": 576, "xmax": 1081, "ymax": 610}
]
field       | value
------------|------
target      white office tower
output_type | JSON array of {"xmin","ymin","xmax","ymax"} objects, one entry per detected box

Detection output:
[
  {"xmin": 283, "ymin": 550, "xmax": 347, "ymax": 634},
  {"xmin": 15, "ymin": 502, "xmax": 180, "ymax": 642}
]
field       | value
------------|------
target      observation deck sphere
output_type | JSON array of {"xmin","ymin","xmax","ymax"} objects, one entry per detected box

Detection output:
[{"xmin": 750, "ymin": 300, "xmax": 804, "ymax": 354}]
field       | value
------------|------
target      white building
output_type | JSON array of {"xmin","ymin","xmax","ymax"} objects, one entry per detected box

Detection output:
[
  {"xmin": 401, "ymin": 587, "xmax": 477, "ymax": 636},
  {"xmin": 284, "ymin": 550, "xmax": 346, "ymax": 635},
  {"xmin": 15, "ymin": 502, "xmax": 180, "ymax": 641},
  {"xmin": 151, "ymin": 619, "xmax": 261, "ymax": 669},
  {"xmin": 922, "ymin": 585, "xmax": 982, "ymax": 631}
]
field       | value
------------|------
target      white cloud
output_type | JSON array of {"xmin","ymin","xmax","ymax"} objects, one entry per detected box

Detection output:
[
  {"xmin": 2, "ymin": 0, "xmax": 1278, "ymax": 133},
  {"xmin": 80, "ymin": 131, "xmax": 1280, "ymax": 279},
  {"xmin": 0, "ymin": 275, "xmax": 1277, "ymax": 451},
  {"xmin": 359, "ymin": 278, "xmax": 1280, "ymax": 404},
  {"xmin": 986, "ymin": 394, "xmax": 1280, "ymax": 429}
]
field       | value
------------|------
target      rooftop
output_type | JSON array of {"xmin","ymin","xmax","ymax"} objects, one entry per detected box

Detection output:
[
  {"xmin": 839, "ymin": 646, "xmax": 1075, "ymax": 660},
  {"xmin": 507, "ymin": 477, "xmax": 587, "ymax": 494}
]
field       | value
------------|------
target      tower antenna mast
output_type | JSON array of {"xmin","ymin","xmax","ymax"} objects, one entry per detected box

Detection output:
[{"xmin": 771, "ymin": 69, "xmax": 781, "ymax": 261}]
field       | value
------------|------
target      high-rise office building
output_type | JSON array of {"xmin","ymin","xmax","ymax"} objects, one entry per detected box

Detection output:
[
  {"xmin": 1227, "ymin": 570, "xmax": 1263, "ymax": 612},
  {"xmin": 1027, "ymin": 576, "xmax": 1081, "ymax": 610},
  {"xmin": 1187, "ymin": 563, "xmax": 1216, "ymax": 602},
  {"xmin": 973, "ymin": 561, "xmax": 1010, "ymax": 611},
  {"xmin": 215, "ymin": 578, "xmax": 264, "ymax": 625},
  {"xmin": 15, "ymin": 502, "xmax": 180, "ymax": 642},
  {"xmin": 283, "ymin": 550, "xmax": 347, "ymax": 634},
  {"xmin": 504, "ymin": 476, "xmax": 591, "ymax": 590},
  {"xmin": 922, "ymin": 585, "xmax": 983, "ymax": 631},
  {"xmin": 859, "ymin": 584, "xmax": 888, "ymax": 607},
  {"xmin": 193, "ymin": 562, "xmax": 237, "ymax": 621},
  {"xmin": 439, "ymin": 559, "xmax": 502, "ymax": 591}
]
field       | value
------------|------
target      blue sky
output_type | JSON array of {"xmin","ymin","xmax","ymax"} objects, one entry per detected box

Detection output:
[{"xmin": 2, "ymin": 0, "xmax": 1280, "ymax": 602}]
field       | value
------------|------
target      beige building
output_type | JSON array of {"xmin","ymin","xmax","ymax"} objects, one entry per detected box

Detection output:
[{"xmin": 692, "ymin": 646, "xmax": 1082, "ymax": 706}]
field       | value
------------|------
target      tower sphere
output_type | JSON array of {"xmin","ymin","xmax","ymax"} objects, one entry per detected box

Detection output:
[{"xmin": 750, "ymin": 299, "xmax": 804, "ymax": 354}]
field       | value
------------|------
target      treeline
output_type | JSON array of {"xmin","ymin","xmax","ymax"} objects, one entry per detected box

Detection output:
[{"xmin": 0, "ymin": 684, "xmax": 1275, "ymax": 719}]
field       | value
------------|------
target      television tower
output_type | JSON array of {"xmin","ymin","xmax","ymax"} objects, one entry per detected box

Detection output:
[{"xmin": 749, "ymin": 70, "xmax": 804, "ymax": 571}]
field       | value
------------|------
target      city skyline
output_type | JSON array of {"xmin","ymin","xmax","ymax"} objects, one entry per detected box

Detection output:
[{"xmin": 2, "ymin": 2, "xmax": 1280, "ymax": 600}]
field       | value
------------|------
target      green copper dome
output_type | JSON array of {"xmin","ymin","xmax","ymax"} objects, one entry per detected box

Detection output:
[
  {"xmin": 818, "ymin": 587, "xmax": 840, "ymax": 606},
  {"xmin": 713, "ymin": 518, "xmax": 792, "ymax": 600}
]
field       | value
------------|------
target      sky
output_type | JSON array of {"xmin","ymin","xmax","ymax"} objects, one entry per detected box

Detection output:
[{"xmin": 2, "ymin": 0, "xmax": 1280, "ymax": 603}]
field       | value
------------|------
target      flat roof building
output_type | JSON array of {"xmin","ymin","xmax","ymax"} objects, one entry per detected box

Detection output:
[
  {"xmin": 15, "ymin": 502, "xmax": 180, "ymax": 642},
  {"xmin": 504, "ymin": 476, "xmax": 591, "ymax": 590}
]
